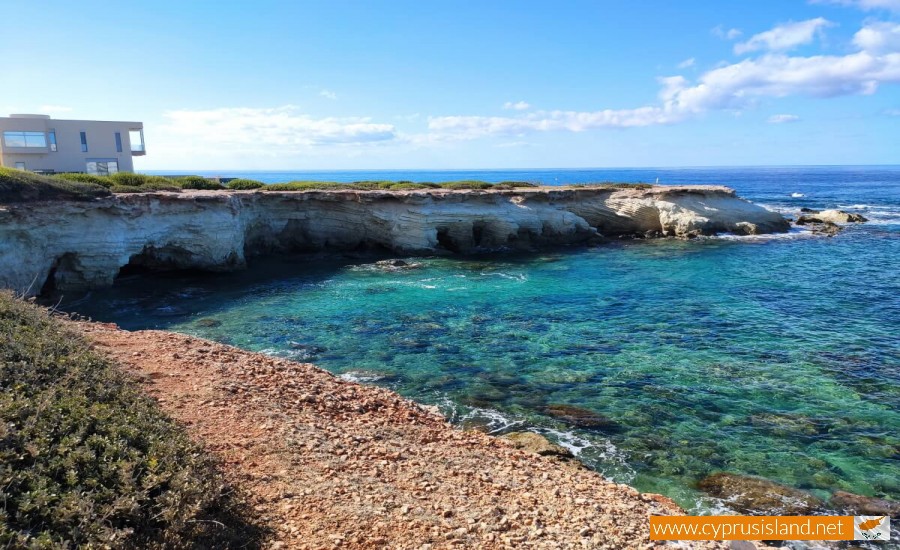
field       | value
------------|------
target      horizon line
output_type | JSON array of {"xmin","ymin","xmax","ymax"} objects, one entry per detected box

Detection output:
[{"xmin": 141, "ymin": 164, "xmax": 900, "ymax": 173}]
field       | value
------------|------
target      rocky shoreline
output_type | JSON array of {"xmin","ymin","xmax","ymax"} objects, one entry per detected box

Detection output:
[
  {"xmin": 0, "ymin": 185, "xmax": 788, "ymax": 296},
  {"xmin": 74, "ymin": 319, "xmax": 727, "ymax": 549}
]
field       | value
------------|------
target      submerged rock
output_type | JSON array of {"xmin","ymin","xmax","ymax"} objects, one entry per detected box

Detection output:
[
  {"xmin": 288, "ymin": 342, "xmax": 327, "ymax": 360},
  {"xmin": 749, "ymin": 413, "xmax": 820, "ymax": 436},
  {"xmin": 698, "ymin": 473, "xmax": 824, "ymax": 515},
  {"xmin": 502, "ymin": 431, "xmax": 575, "ymax": 460},
  {"xmin": 544, "ymin": 404, "xmax": 619, "ymax": 431},
  {"xmin": 829, "ymin": 491, "xmax": 900, "ymax": 516},
  {"xmin": 195, "ymin": 318, "xmax": 222, "ymax": 328}
]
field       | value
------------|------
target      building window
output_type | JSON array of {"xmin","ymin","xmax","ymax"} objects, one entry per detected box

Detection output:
[
  {"xmin": 86, "ymin": 160, "xmax": 119, "ymax": 176},
  {"xmin": 14, "ymin": 162, "xmax": 26, "ymax": 170},
  {"xmin": 115, "ymin": 132, "xmax": 123, "ymax": 153},
  {"xmin": 80, "ymin": 131, "xmax": 88, "ymax": 152},
  {"xmin": 49, "ymin": 130, "xmax": 57, "ymax": 152},
  {"xmin": 129, "ymin": 129, "xmax": 145, "ymax": 153},
  {"xmin": 3, "ymin": 131, "xmax": 47, "ymax": 148}
]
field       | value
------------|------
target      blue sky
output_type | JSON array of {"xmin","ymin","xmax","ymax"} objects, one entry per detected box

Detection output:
[{"xmin": 2, "ymin": 0, "xmax": 899, "ymax": 169}]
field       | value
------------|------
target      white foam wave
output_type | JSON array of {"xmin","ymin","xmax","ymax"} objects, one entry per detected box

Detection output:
[
  {"xmin": 460, "ymin": 407, "xmax": 526, "ymax": 433},
  {"xmin": 339, "ymin": 370, "xmax": 386, "ymax": 383},
  {"xmin": 480, "ymin": 271, "xmax": 527, "ymax": 282},
  {"xmin": 536, "ymin": 427, "xmax": 594, "ymax": 457},
  {"xmin": 759, "ymin": 203, "xmax": 798, "ymax": 215},
  {"xmin": 712, "ymin": 227, "xmax": 816, "ymax": 241}
]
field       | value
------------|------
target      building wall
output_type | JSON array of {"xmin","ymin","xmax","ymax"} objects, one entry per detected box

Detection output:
[{"xmin": 0, "ymin": 115, "xmax": 143, "ymax": 173}]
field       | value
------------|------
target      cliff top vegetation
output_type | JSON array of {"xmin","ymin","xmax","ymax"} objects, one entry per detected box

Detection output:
[{"xmin": 0, "ymin": 168, "xmax": 654, "ymax": 202}]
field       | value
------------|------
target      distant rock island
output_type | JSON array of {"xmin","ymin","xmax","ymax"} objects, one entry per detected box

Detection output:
[{"xmin": 0, "ymin": 185, "xmax": 789, "ymax": 296}]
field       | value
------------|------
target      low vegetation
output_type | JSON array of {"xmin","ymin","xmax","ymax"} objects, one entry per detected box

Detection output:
[
  {"xmin": 574, "ymin": 182, "xmax": 654, "ymax": 190},
  {"xmin": 225, "ymin": 178, "xmax": 265, "ymax": 190},
  {"xmin": 0, "ymin": 292, "xmax": 263, "ymax": 548},
  {"xmin": 175, "ymin": 176, "xmax": 225, "ymax": 190},
  {"xmin": 0, "ymin": 168, "xmax": 659, "ymax": 203},
  {"xmin": 0, "ymin": 167, "xmax": 110, "ymax": 202}
]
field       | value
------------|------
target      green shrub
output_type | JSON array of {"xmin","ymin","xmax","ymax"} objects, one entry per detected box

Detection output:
[
  {"xmin": 53, "ymin": 173, "xmax": 113, "ymax": 188},
  {"xmin": 387, "ymin": 183, "xmax": 432, "ymax": 190},
  {"xmin": 225, "ymin": 178, "xmax": 265, "ymax": 190},
  {"xmin": 349, "ymin": 180, "xmax": 397, "ymax": 190},
  {"xmin": 0, "ymin": 167, "xmax": 110, "ymax": 203},
  {"xmin": 110, "ymin": 180, "xmax": 181, "ymax": 193},
  {"xmin": 107, "ymin": 173, "xmax": 178, "ymax": 188},
  {"xmin": 176, "ymin": 176, "xmax": 225, "ymax": 190},
  {"xmin": 438, "ymin": 180, "xmax": 493, "ymax": 190},
  {"xmin": 264, "ymin": 181, "xmax": 345, "ymax": 191},
  {"xmin": 496, "ymin": 181, "xmax": 537, "ymax": 188},
  {"xmin": 0, "ymin": 292, "xmax": 263, "ymax": 548}
]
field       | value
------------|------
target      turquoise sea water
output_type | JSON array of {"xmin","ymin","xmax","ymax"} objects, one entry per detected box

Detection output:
[{"xmin": 71, "ymin": 167, "xmax": 899, "ymax": 514}]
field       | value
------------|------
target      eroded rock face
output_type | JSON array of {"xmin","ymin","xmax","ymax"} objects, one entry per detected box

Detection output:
[
  {"xmin": 0, "ymin": 186, "xmax": 789, "ymax": 296},
  {"xmin": 698, "ymin": 473, "xmax": 824, "ymax": 515}
]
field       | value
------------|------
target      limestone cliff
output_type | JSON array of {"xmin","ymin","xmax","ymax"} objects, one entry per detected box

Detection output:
[{"xmin": 0, "ymin": 185, "xmax": 788, "ymax": 295}]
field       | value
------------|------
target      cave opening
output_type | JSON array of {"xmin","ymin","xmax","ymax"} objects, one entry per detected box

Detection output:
[
  {"xmin": 471, "ymin": 222, "xmax": 486, "ymax": 248},
  {"xmin": 435, "ymin": 228, "xmax": 461, "ymax": 253},
  {"xmin": 39, "ymin": 265, "xmax": 58, "ymax": 296}
]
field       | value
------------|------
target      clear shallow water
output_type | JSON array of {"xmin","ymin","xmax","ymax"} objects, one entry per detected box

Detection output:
[{"xmin": 77, "ymin": 167, "xmax": 899, "ymax": 513}]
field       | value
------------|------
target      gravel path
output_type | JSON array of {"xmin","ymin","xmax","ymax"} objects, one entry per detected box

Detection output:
[{"xmin": 77, "ymin": 322, "xmax": 727, "ymax": 549}]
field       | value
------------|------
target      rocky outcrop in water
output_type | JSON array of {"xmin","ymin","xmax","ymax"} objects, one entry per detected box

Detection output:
[
  {"xmin": 0, "ymin": 186, "xmax": 788, "ymax": 295},
  {"xmin": 698, "ymin": 473, "xmax": 824, "ymax": 515},
  {"xmin": 829, "ymin": 491, "xmax": 900, "ymax": 517},
  {"xmin": 796, "ymin": 209, "xmax": 868, "ymax": 224}
]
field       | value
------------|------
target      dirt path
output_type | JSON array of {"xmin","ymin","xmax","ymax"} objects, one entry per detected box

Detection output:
[{"xmin": 76, "ymin": 322, "xmax": 725, "ymax": 549}]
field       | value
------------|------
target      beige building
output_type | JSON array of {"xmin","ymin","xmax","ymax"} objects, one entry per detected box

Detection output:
[{"xmin": 0, "ymin": 114, "xmax": 145, "ymax": 175}]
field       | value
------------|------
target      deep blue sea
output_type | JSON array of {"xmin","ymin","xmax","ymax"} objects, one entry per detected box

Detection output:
[{"xmin": 79, "ymin": 167, "xmax": 899, "ymax": 515}]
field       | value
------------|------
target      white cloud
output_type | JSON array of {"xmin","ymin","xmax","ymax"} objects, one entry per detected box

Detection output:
[
  {"xmin": 853, "ymin": 21, "xmax": 900, "ymax": 53},
  {"xmin": 678, "ymin": 57, "xmax": 696, "ymax": 69},
  {"xmin": 428, "ymin": 106, "xmax": 682, "ymax": 139},
  {"xmin": 662, "ymin": 50, "xmax": 900, "ymax": 114},
  {"xmin": 160, "ymin": 106, "xmax": 397, "ymax": 150},
  {"xmin": 39, "ymin": 105, "xmax": 73, "ymax": 114},
  {"xmin": 319, "ymin": 89, "xmax": 337, "ymax": 100},
  {"xmin": 712, "ymin": 25, "xmax": 743, "ymax": 40},
  {"xmin": 768, "ymin": 114, "xmax": 801, "ymax": 123},
  {"xmin": 427, "ymin": 20, "xmax": 900, "ymax": 140},
  {"xmin": 735, "ymin": 18, "xmax": 833, "ymax": 55},
  {"xmin": 810, "ymin": 0, "xmax": 900, "ymax": 11},
  {"xmin": 502, "ymin": 101, "xmax": 531, "ymax": 111}
]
